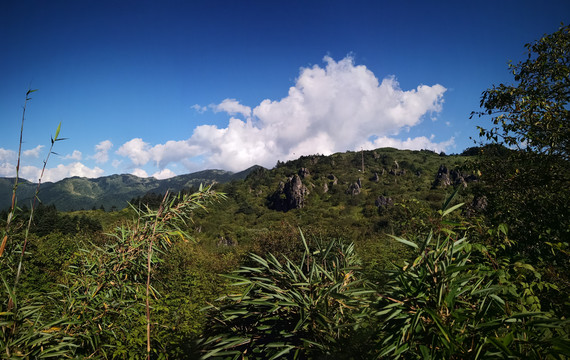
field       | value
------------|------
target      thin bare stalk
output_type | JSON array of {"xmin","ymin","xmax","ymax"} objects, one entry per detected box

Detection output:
[
  {"xmin": 13, "ymin": 133, "xmax": 58, "ymax": 289},
  {"xmin": 10, "ymin": 108, "xmax": 64, "ymax": 310},
  {"xmin": 0, "ymin": 89, "xmax": 35, "ymax": 258}
]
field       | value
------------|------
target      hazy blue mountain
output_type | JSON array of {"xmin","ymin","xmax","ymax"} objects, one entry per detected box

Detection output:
[{"xmin": 0, "ymin": 167, "xmax": 261, "ymax": 212}]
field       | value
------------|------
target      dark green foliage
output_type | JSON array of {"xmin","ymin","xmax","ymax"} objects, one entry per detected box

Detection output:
[
  {"xmin": 471, "ymin": 151, "xmax": 569, "ymax": 259},
  {"xmin": 26, "ymin": 203, "xmax": 103, "ymax": 236},
  {"xmin": 1, "ymin": 185, "xmax": 229, "ymax": 359},
  {"xmin": 202, "ymin": 232, "xmax": 373, "ymax": 359},
  {"xmin": 472, "ymin": 24, "xmax": 570, "ymax": 160},
  {"xmin": 376, "ymin": 227, "xmax": 570, "ymax": 359},
  {"xmin": 470, "ymin": 25, "xmax": 570, "ymax": 320}
]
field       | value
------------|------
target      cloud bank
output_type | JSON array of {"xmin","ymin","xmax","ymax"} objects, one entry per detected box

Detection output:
[
  {"xmin": 119, "ymin": 55, "xmax": 450, "ymax": 173},
  {"xmin": 0, "ymin": 55, "xmax": 453, "ymax": 182}
]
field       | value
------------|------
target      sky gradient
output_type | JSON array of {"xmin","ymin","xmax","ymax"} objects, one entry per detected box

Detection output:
[{"xmin": 1, "ymin": 0, "xmax": 569, "ymax": 182}]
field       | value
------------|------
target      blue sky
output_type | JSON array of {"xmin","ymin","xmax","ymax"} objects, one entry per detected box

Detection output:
[{"xmin": 1, "ymin": 0, "xmax": 568, "ymax": 182}]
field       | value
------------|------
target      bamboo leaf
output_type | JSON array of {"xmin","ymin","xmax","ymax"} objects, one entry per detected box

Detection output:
[
  {"xmin": 388, "ymin": 234, "xmax": 419, "ymax": 249},
  {"xmin": 441, "ymin": 202, "xmax": 464, "ymax": 217},
  {"xmin": 54, "ymin": 122, "xmax": 61, "ymax": 141}
]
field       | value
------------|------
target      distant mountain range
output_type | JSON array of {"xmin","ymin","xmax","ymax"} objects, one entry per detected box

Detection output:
[{"xmin": 0, "ymin": 166, "xmax": 262, "ymax": 212}]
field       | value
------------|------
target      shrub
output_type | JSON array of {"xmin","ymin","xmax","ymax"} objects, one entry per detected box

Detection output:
[{"xmin": 202, "ymin": 232, "xmax": 373, "ymax": 359}]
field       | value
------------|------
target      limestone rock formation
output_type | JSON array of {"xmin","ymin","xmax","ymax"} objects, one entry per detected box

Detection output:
[
  {"xmin": 375, "ymin": 195, "xmax": 393, "ymax": 208},
  {"xmin": 375, "ymin": 195, "xmax": 393, "ymax": 213},
  {"xmin": 370, "ymin": 172, "xmax": 380, "ymax": 182},
  {"xmin": 432, "ymin": 165, "xmax": 477, "ymax": 189},
  {"xmin": 268, "ymin": 174, "xmax": 310, "ymax": 211},
  {"xmin": 298, "ymin": 167, "xmax": 311, "ymax": 179},
  {"xmin": 346, "ymin": 178, "xmax": 362, "ymax": 196}
]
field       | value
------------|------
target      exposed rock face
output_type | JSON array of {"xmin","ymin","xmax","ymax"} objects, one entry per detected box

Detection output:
[
  {"xmin": 433, "ymin": 165, "xmax": 452, "ymax": 187},
  {"xmin": 375, "ymin": 195, "xmax": 393, "ymax": 212},
  {"xmin": 472, "ymin": 195, "xmax": 488, "ymax": 212},
  {"xmin": 298, "ymin": 167, "xmax": 311, "ymax": 178},
  {"xmin": 370, "ymin": 172, "xmax": 380, "ymax": 182},
  {"xmin": 217, "ymin": 235, "xmax": 237, "ymax": 247},
  {"xmin": 389, "ymin": 169, "xmax": 406, "ymax": 176},
  {"xmin": 268, "ymin": 174, "xmax": 310, "ymax": 211},
  {"xmin": 432, "ymin": 165, "xmax": 477, "ymax": 189},
  {"xmin": 464, "ymin": 195, "xmax": 488, "ymax": 217},
  {"xmin": 346, "ymin": 178, "xmax": 362, "ymax": 196}
]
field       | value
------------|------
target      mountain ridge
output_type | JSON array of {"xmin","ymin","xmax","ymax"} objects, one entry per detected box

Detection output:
[{"xmin": 0, "ymin": 165, "xmax": 263, "ymax": 211}]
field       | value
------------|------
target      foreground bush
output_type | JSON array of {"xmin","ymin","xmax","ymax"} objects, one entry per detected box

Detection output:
[
  {"xmin": 376, "ymin": 229, "xmax": 569, "ymax": 359},
  {"xmin": 202, "ymin": 232, "xmax": 373, "ymax": 359}
]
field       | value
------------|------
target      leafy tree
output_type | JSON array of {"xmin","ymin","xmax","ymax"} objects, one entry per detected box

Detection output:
[
  {"xmin": 469, "ymin": 25, "xmax": 570, "ymax": 271},
  {"xmin": 472, "ymin": 24, "xmax": 569, "ymax": 160}
]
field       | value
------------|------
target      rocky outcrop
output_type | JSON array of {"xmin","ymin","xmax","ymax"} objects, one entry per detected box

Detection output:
[
  {"xmin": 464, "ymin": 195, "xmax": 488, "ymax": 217},
  {"xmin": 432, "ymin": 165, "xmax": 452, "ymax": 187},
  {"xmin": 432, "ymin": 165, "xmax": 477, "ymax": 189},
  {"xmin": 370, "ymin": 172, "xmax": 380, "ymax": 182},
  {"xmin": 389, "ymin": 169, "xmax": 406, "ymax": 176},
  {"xmin": 375, "ymin": 195, "xmax": 393, "ymax": 213},
  {"xmin": 298, "ymin": 167, "xmax": 310, "ymax": 178},
  {"xmin": 375, "ymin": 195, "xmax": 393, "ymax": 208},
  {"xmin": 268, "ymin": 174, "xmax": 310, "ymax": 211},
  {"xmin": 217, "ymin": 235, "xmax": 237, "ymax": 247},
  {"xmin": 346, "ymin": 178, "xmax": 362, "ymax": 196}
]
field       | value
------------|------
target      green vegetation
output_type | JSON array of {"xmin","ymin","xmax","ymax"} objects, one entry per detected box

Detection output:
[
  {"xmin": 1, "ymin": 25, "xmax": 569, "ymax": 359},
  {"xmin": 472, "ymin": 24, "xmax": 569, "ymax": 160},
  {"xmin": 202, "ymin": 233, "xmax": 372, "ymax": 359}
]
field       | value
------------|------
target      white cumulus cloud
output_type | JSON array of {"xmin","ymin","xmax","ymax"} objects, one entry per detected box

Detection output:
[
  {"xmin": 116, "ymin": 138, "xmax": 151, "ymax": 166},
  {"xmin": 210, "ymin": 98, "xmax": 252, "ymax": 118},
  {"xmin": 149, "ymin": 140, "xmax": 202, "ymax": 168},
  {"xmin": 362, "ymin": 135, "xmax": 455, "ymax": 153},
  {"xmin": 0, "ymin": 148, "xmax": 16, "ymax": 163},
  {"xmin": 131, "ymin": 168, "xmax": 149, "ymax": 178},
  {"xmin": 188, "ymin": 55, "xmax": 448, "ymax": 171},
  {"xmin": 64, "ymin": 150, "xmax": 83, "ymax": 161},
  {"xmin": 23, "ymin": 145, "xmax": 44, "ymax": 158},
  {"xmin": 0, "ymin": 162, "xmax": 15, "ymax": 177},
  {"xmin": 93, "ymin": 140, "xmax": 113, "ymax": 164},
  {"xmin": 116, "ymin": 55, "xmax": 451, "ymax": 172},
  {"xmin": 152, "ymin": 168, "xmax": 176, "ymax": 179},
  {"xmin": 17, "ymin": 162, "xmax": 104, "ymax": 183}
]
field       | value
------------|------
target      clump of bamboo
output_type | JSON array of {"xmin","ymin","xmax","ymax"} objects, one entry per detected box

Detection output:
[{"xmin": 135, "ymin": 186, "xmax": 226, "ymax": 359}]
